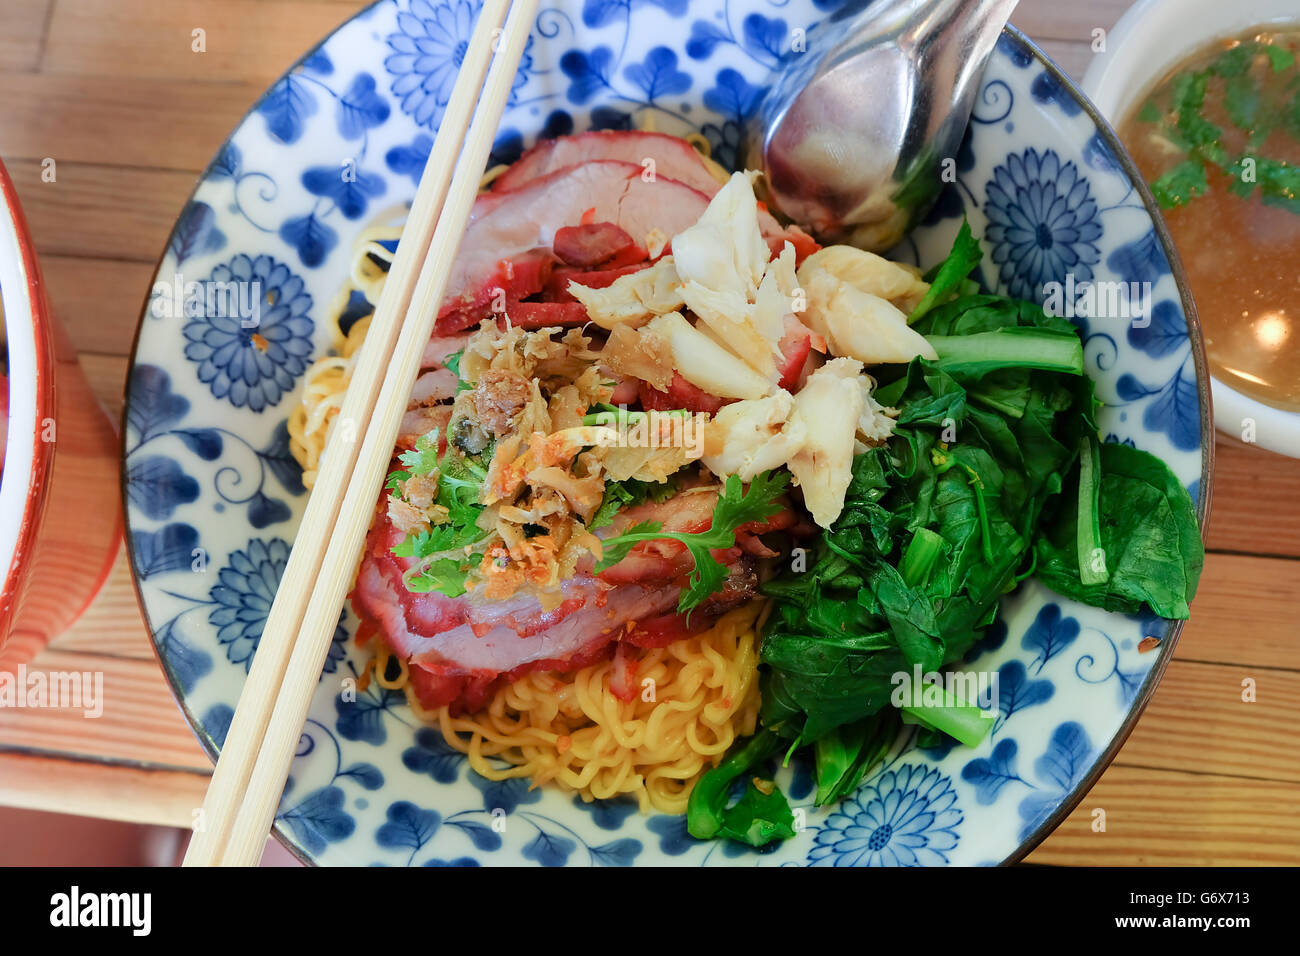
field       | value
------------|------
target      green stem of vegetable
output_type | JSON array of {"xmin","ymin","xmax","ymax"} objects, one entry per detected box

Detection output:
[
  {"xmin": 582, "ymin": 403, "xmax": 689, "ymax": 427},
  {"xmin": 926, "ymin": 329, "xmax": 1084, "ymax": 376},
  {"xmin": 1013, "ymin": 544, "xmax": 1039, "ymax": 584},
  {"xmin": 899, "ymin": 528, "xmax": 945, "ymax": 590},
  {"xmin": 967, "ymin": 469, "xmax": 995, "ymax": 566},
  {"xmin": 817, "ymin": 713, "xmax": 899, "ymax": 806},
  {"xmin": 687, "ymin": 728, "xmax": 781, "ymax": 840},
  {"xmin": 1076, "ymin": 435, "xmax": 1110, "ymax": 586},
  {"xmin": 900, "ymin": 690, "xmax": 993, "ymax": 748},
  {"xmin": 814, "ymin": 725, "xmax": 858, "ymax": 806}
]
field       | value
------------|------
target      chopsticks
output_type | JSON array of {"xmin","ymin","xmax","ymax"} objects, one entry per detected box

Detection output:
[{"xmin": 183, "ymin": 0, "xmax": 538, "ymax": 866}]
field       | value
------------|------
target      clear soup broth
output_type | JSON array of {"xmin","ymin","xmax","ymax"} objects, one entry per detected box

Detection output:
[{"xmin": 1118, "ymin": 27, "xmax": 1300, "ymax": 412}]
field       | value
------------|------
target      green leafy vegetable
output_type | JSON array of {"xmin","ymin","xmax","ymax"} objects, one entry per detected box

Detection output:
[
  {"xmin": 596, "ymin": 471, "xmax": 790, "ymax": 613},
  {"xmin": 689, "ymin": 225, "xmax": 1203, "ymax": 848},
  {"xmin": 406, "ymin": 558, "xmax": 476, "ymax": 597},
  {"xmin": 1150, "ymin": 159, "xmax": 1209, "ymax": 209},
  {"xmin": 1136, "ymin": 36, "xmax": 1300, "ymax": 216},
  {"xmin": 907, "ymin": 219, "xmax": 982, "ymax": 322},
  {"xmin": 686, "ymin": 728, "xmax": 783, "ymax": 840},
  {"xmin": 397, "ymin": 431, "xmax": 442, "ymax": 478},
  {"xmin": 716, "ymin": 781, "xmax": 796, "ymax": 846},
  {"xmin": 581, "ymin": 402, "xmax": 690, "ymax": 428},
  {"xmin": 813, "ymin": 713, "xmax": 899, "ymax": 806},
  {"xmin": 1035, "ymin": 442, "xmax": 1204, "ymax": 618},
  {"xmin": 1075, "ymin": 435, "xmax": 1108, "ymax": 587}
]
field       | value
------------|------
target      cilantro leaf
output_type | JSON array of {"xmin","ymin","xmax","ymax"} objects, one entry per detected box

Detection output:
[
  {"xmin": 595, "ymin": 471, "xmax": 790, "ymax": 614},
  {"xmin": 385, "ymin": 428, "xmax": 490, "ymax": 597},
  {"xmin": 398, "ymin": 431, "xmax": 441, "ymax": 476},
  {"xmin": 392, "ymin": 523, "xmax": 481, "ymax": 559},
  {"xmin": 1151, "ymin": 159, "xmax": 1209, "ymax": 209},
  {"xmin": 406, "ymin": 558, "xmax": 473, "ymax": 597},
  {"xmin": 1223, "ymin": 74, "xmax": 1263, "ymax": 131},
  {"xmin": 385, "ymin": 469, "xmax": 411, "ymax": 494},
  {"xmin": 1265, "ymin": 43, "xmax": 1296, "ymax": 73},
  {"xmin": 444, "ymin": 350, "xmax": 473, "ymax": 392}
]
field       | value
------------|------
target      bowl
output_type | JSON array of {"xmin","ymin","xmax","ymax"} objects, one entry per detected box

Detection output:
[
  {"xmin": 0, "ymin": 159, "xmax": 121, "ymax": 667},
  {"xmin": 1082, "ymin": 0, "xmax": 1300, "ymax": 457},
  {"xmin": 123, "ymin": 0, "xmax": 1211, "ymax": 866}
]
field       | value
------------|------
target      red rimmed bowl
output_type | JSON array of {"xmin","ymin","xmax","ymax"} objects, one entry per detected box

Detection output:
[{"xmin": 0, "ymin": 158, "xmax": 121, "ymax": 668}]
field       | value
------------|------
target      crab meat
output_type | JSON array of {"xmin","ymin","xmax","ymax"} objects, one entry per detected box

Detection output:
[
  {"xmin": 787, "ymin": 358, "xmax": 868, "ymax": 528},
  {"xmin": 802, "ymin": 268, "xmax": 937, "ymax": 365}
]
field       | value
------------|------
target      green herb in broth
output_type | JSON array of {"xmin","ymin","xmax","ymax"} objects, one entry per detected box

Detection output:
[
  {"xmin": 1121, "ymin": 28, "xmax": 1300, "ymax": 411},
  {"xmin": 1140, "ymin": 37, "xmax": 1300, "ymax": 214}
]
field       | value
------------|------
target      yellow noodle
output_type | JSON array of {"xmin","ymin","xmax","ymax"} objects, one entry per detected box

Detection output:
[{"xmin": 410, "ymin": 603, "xmax": 763, "ymax": 814}]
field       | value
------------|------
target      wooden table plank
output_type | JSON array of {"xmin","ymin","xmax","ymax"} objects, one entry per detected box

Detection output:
[
  {"xmin": 0, "ymin": 1, "xmax": 52, "ymax": 73},
  {"xmin": 1111, "ymin": 658, "xmax": 1300, "ymax": 783},
  {"xmin": 5, "ymin": 158, "xmax": 194, "ymax": 263},
  {"xmin": 38, "ymin": 554, "xmax": 155, "ymax": 662},
  {"xmin": 1012, "ymin": 0, "xmax": 1133, "ymax": 43},
  {"xmin": 1027, "ymin": 764, "xmax": 1300, "ymax": 866},
  {"xmin": 0, "ymin": 751, "xmax": 207, "ymax": 829},
  {"xmin": 0, "ymin": 71, "xmax": 262, "ymax": 172},
  {"xmin": 42, "ymin": 0, "xmax": 359, "ymax": 83},
  {"xmin": 1207, "ymin": 438, "xmax": 1300, "ymax": 559},
  {"xmin": 0, "ymin": 646, "xmax": 210, "ymax": 772},
  {"xmin": 1175, "ymin": 553, "xmax": 1300, "ymax": 671},
  {"xmin": 41, "ymin": 256, "xmax": 157, "ymax": 356},
  {"xmin": 79, "ymin": 352, "xmax": 129, "ymax": 419}
]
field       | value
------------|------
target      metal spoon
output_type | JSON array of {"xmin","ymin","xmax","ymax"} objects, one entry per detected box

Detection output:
[{"xmin": 750, "ymin": 0, "xmax": 1020, "ymax": 250}]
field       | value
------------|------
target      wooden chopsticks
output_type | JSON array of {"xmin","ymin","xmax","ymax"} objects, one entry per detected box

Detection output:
[{"xmin": 183, "ymin": 0, "xmax": 539, "ymax": 866}]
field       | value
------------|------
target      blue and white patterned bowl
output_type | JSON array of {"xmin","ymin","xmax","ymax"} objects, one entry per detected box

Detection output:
[{"xmin": 122, "ymin": 0, "xmax": 1212, "ymax": 866}]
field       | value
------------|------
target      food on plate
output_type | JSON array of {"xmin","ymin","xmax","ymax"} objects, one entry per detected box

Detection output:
[{"xmin": 288, "ymin": 129, "xmax": 1203, "ymax": 842}]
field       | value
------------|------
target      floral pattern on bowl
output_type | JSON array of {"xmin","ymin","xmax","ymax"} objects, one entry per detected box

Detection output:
[{"xmin": 123, "ymin": 0, "xmax": 1211, "ymax": 866}]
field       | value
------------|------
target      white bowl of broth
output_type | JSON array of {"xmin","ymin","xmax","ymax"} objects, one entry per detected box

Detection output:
[{"xmin": 1084, "ymin": 0, "xmax": 1300, "ymax": 456}]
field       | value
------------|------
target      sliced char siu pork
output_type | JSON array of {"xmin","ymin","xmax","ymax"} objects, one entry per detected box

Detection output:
[
  {"xmin": 490, "ymin": 129, "xmax": 728, "ymax": 197},
  {"xmin": 352, "ymin": 488, "xmax": 786, "ymax": 713},
  {"xmin": 436, "ymin": 153, "xmax": 817, "ymax": 334}
]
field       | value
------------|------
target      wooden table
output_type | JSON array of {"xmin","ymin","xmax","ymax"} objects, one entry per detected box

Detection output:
[{"xmin": 1, "ymin": 0, "xmax": 1296, "ymax": 864}]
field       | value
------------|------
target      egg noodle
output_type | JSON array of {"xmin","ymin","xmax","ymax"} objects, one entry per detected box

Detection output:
[
  {"xmin": 369, "ymin": 602, "xmax": 762, "ymax": 812},
  {"xmin": 287, "ymin": 128, "xmax": 756, "ymax": 813}
]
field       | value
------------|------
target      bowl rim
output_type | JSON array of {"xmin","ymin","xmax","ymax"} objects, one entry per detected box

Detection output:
[
  {"xmin": 0, "ymin": 158, "xmax": 59, "ymax": 641},
  {"xmin": 998, "ymin": 23, "xmax": 1214, "ymax": 862},
  {"xmin": 1081, "ymin": 0, "xmax": 1300, "ymax": 458},
  {"xmin": 117, "ymin": 8, "xmax": 1216, "ymax": 867}
]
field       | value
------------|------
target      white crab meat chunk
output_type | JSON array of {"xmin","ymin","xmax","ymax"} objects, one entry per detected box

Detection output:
[
  {"xmin": 671, "ymin": 171, "xmax": 769, "ymax": 300},
  {"xmin": 797, "ymin": 245, "xmax": 929, "ymax": 304},
  {"xmin": 787, "ymin": 358, "xmax": 868, "ymax": 528},
  {"xmin": 646, "ymin": 311, "xmax": 771, "ymax": 400},
  {"xmin": 681, "ymin": 281, "xmax": 777, "ymax": 381},
  {"xmin": 701, "ymin": 390, "xmax": 806, "ymax": 481},
  {"xmin": 856, "ymin": 376, "xmax": 898, "ymax": 444},
  {"xmin": 803, "ymin": 268, "xmax": 937, "ymax": 365},
  {"xmin": 568, "ymin": 257, "xmax": 685, "ymax": 329},
  {"xmin": 751, "ymin": 242, "xmax": 800, "ymax": 354}
]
